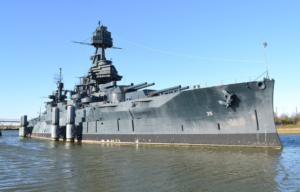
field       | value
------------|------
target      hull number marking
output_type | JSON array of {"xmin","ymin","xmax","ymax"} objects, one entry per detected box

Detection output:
[{"xmin": 207, "ymin": 111, "xmax": 213, "ymax": 116}]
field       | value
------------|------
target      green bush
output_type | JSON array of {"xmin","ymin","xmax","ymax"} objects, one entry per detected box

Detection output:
[{"xmin": 282, "ymin": 120, "xmax": 294, "ymax": 125}]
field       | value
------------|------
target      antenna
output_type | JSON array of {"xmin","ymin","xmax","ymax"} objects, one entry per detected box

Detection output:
[
  {"xmin": 98, "ymin": 21, "xmax": 101, "ymax": 26},
  {"xmin": 262, "ymin": 39, "xmax": 269, "ymax": 79},
  {"xmin": 38, "ymin": 107, "xmax": 41, "ymax": 120},
  {"xmin": 53, "ymin": 68, "xmax": 63, "ymax": 83}
]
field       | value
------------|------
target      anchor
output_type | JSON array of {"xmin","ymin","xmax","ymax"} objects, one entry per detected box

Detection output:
[{"xmin": 218, "ymin": 90, "xmax": 235, "ymax": 108}]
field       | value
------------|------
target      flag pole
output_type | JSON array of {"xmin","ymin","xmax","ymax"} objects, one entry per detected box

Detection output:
[{"xmin": 262, "ymin": 38, "xmax": 269, "ymax": 79}]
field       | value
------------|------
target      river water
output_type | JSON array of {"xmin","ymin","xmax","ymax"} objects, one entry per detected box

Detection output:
[{"xmin": 0, "ymin": 131, "xmax": 299, "ymax": 191}]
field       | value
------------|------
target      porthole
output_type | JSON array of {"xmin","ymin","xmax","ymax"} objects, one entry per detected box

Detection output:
[{"xmin": 256, "ymin": 81, "xmax": 266, "ymax": 90}]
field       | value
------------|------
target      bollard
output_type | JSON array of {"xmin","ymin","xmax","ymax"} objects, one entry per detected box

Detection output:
[
  {"xmin": 23, "ymin": 115, "xmax": 27, "ymax": 137},
  {"xmin": 51, "ymin": 108, "xmax": 59, "ymax": 141},
  {"xmin": 66, "ymin": 106, "xmax": 75, "ymax": 142},
  {"xmin": 19, "ymin": 115, "xmax": 27, "ymax": 137}
]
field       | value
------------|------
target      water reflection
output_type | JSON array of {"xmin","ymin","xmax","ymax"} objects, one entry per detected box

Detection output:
[
  {"xmin": 0, "ymin": 131, "xmax": 299, "ymax": 191},
  {"xmin": 275, "ymin": 135, "xmax": 300, "ymax": 191}
]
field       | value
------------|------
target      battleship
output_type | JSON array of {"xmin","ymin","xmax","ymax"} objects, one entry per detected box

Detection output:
[{"xmin": 20, "ymin": 22, "xmax": 282, "ymax": 147}]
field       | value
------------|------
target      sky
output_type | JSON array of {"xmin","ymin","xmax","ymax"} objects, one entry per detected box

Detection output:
[{"xmin": 0, "ymin": 0, "xmax": 299, "ymax": 122}]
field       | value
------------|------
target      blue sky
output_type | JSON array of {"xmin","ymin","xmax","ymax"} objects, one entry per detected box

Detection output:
[{"xmin": 0, "ymin": 0, "xmax": 299, "ymax": 121}]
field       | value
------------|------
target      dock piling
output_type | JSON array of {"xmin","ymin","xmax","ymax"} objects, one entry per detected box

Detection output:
[
  {"xmin": 66, "ymin": 106, "xmax": 75, "ymax": 142},
  {"xmin": 51, "ymin": 108, "xmax": 59, "ymax": 141},
  {"xmin": 19, "ymin": 115, "xmax": 27, "ymax": 137}
]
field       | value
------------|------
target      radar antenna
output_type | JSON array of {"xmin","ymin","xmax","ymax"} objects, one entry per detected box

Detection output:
[
  {"xmin": 53, "ymin": 68, "xmax": 63, "ymax": 83},
  {"xmin": 60, "ymin": 68, "xmax": 62, "ymax": 82}
]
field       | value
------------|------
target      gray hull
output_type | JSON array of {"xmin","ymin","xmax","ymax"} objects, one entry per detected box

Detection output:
[{"xmin": 29, "ymin": 80, "xmax": 282, "ymax": 147}]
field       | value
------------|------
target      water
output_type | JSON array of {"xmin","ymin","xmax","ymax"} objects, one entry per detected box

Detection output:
[{"xmin": 0, "ymin": 131, "xmax": 299, "ymax": 191}]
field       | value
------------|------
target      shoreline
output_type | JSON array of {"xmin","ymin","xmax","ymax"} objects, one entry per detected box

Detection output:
[{"xmin": 277, "ymin": 128, "xmax": 300, "ymax": 134}]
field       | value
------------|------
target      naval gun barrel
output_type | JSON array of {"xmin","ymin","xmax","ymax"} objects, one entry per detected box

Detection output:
[
  {"xmin": 165, "ymin": 86, "xmax": 190, "ymax": 94},
  {"xmin": 151, "ymin": 85, "xmax": 181, "ymax": 96},
  {"xmin": 133, "ymin": 83, "xmax": 155, "ymax": 90},
  {"xmin": 127, "ymin": 82, "xmax": 147, "ymax": 90},
  {"xmin": 180, "ymin": 86, "xmax": 189, "ymax": 91}
]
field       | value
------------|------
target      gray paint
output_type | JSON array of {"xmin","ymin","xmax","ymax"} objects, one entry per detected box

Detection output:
[
  {"xmin": 52, "ymin": 108, "xmax": 59, "ymax": 125},
  {"xmin": 51, "ymin": 108, "xmax": 59, "ymax": 140},
  {"xmin": 25, "ymin": 23, "xmax": 282, "ymax": 147},
  {"xmin": 19, "ymin": 115, "xmax": 27, "ymax": 137},
  {"xmin": 66, "ymin": 124, "xmax": 74, "ymax": 142},
  {"xmin": 67, "ymin": 106, "xmax": 75, "ymax": 124},
  {"xmin": 66, "ymin": 106, "xmax": 75, "ymax": 141},
  {"xmin": 51, "ymin": 125, "xmax": 58, "ymax": 140}
]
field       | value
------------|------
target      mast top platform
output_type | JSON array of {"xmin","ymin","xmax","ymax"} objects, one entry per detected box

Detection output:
[{"xmin": 91, "ymin": 22, "xmax": 113, "ymax": 48}]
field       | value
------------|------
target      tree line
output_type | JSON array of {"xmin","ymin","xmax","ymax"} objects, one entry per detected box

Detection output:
[{"xmin": 274, "ymin": 113, "xmax": 300, "ymax": 125}]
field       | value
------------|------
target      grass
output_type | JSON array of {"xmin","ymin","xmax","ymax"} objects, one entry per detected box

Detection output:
[
  {"xmin": 276, "ymin": 125, "xmax": 300, "ymax": 129},
  {"xmin": 0, "ymin": 126, "xmax": 20, "ymax": 129}
]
